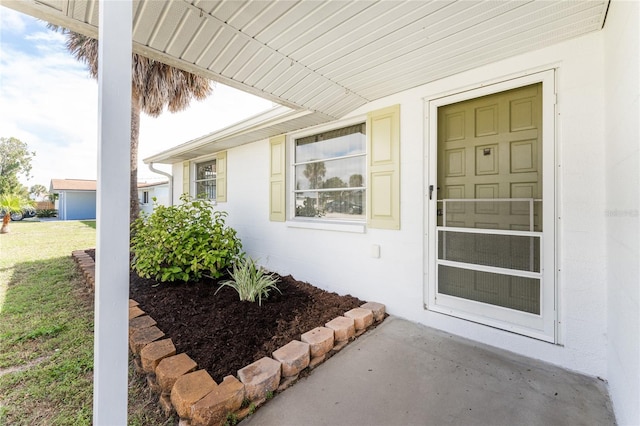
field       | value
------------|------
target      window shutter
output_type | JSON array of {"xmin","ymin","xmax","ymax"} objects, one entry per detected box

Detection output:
[
  {"xmin": 367, "ymin": 104, "xmax": 400, "ymax": 230},
  {"xmin": 182, "ymin": 161, "xmax": 190, "ymax": 197},
  {"xmin": 216, "ymin": 151, "xmax": 227, "ymax": 203},
  {"xmin": 269, "ymin": 135, "xmax": 286, "ymax": 222}
]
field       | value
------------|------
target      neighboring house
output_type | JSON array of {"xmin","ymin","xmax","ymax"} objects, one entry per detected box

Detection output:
[
  {"xmin": 12, "ymin": 1, "xmax": 638, "ymax": 423},
  {"xmin": 51, "ymin": 179, "xmax": 170, "ymax": 219},
  {"xmin": 137, "ymin": 181, "xmax": 169, "ymax": 215},
  {"xmin": 50, "ymin": 179, "xmax": 97, "ymax": 221}
]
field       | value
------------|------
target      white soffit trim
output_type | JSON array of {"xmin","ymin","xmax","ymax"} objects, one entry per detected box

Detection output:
[{"xmin": 143, "ymin": 106, "xmax": 332, "ymax": 164}]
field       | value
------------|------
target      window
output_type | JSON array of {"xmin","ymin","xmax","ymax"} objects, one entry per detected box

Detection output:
[
  {"xmin": 293, "ymin": 123, "xmax": 366, "ymax": 220},
  {"xmin": 142, "ymin": 191, "xmax": 149, "ymax": 204},
  {"xmin": 185, "ymin": 152, "xmax": 226, "ymax": 202},
  {"xmin": 195, "ymin": 159, "xmax": 216, "ymax": 200},
  {"xmin": 270, "ymin": 105, "xmax": 399, "ymax": 229}
]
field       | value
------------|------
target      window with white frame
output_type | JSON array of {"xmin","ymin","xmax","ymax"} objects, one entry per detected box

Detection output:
[
  {"xmin": 194, "ymin": 159, "xmax": 216, "ymax": 200},
  {"xmin": 142, "ymin": 191, "xmax": 149, "ymax": 204},
  {"xmin": 293, "ymin": 123, "xmax": 366, "ymax": 220}
]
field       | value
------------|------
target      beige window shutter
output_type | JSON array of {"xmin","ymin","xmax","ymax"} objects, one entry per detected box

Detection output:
[
  {"xmin": 182, "ymin": 161, "xmax": 190, "ymax": 197},
  {"xmin": 216, "ymin": 151, "xmax": 227, "ymax": 203},
  {"xmin": 269, "ymin": 135, "xmax": 286, "ymax": 222},
  {"xmin": 367, "ymin": 104, "xmax": 400, "ymax": 230}
]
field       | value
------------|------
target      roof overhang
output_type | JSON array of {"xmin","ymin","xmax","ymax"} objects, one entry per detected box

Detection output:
[
  {"xmin": 50, "ymin": 179, "xmax": 97, "ymax": 191},
  {"xmin": 4, "ymin": 0, "xmax": 610, "ymax": 121},
  {"xmin": 143, "ymin": 105, "xmax": 332, "ymax": 163},
  {"xmin": 137, "ymin": 181, "xmax": 169, "ymax": 188}
]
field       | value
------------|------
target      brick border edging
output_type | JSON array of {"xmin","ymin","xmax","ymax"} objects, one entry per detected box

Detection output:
[{"xmin": 72, "ymin": 250, "xmax": 386, "ymax": 426}]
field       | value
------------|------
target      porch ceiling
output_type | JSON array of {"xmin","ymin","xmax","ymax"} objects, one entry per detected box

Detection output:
[{"xmin": 6, "ymin": 0, "xmax": 609, "ymax": 120}]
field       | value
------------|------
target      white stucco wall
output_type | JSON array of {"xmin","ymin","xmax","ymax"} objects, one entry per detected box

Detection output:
[
  {"xmin": 604, "ymin": 1, "xmax": 640, "ymax": 425},
  {"xmin": 172, "ymin": 162, "xmax": 186, "ymax": 205},
  {"xmin": 139, "ymin": 198, "xmax": 153, "ymax": 215},
  {"xmin": 175, "ymin": 27, "xmax": 622, "ymax": 383},
  {"xmin": 154, "ymin": 185, "xmax": 169, "ymax": 206},
  {"xmin": 139, "ymin": 185, "xmax": 169, "ymax": 215},
  {"xmin": 221, "ymin": 31, "xmax": 608, "ymax": 379}
]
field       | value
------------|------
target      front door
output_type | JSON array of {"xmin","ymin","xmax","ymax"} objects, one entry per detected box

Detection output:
[{"xmin": 426, "ymin": 72, "xmax": 556, "ymax": 342}]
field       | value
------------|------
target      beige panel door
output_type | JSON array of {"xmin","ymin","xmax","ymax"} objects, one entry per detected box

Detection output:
[
  {"xmin": 436, "ymin": 83, "xmax": 542, "ymax": 314},
  {"xmin": 438, "ymin": 83, "xmax": 542, "ymax": 229}
]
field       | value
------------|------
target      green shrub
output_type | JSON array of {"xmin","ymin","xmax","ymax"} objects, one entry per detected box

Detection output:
[
  {"xmin": 131, "ymin": 195, "xmax": 243, "ymax": 282},
  {"xmin": 36, "ymin": 209, "xmax": 57, "ymax": 218},
  {"xmin": 224, "ymin": 412, "xmax": 239, "ymax": 426},
  {"xmin": 216, "ymin": 257, "xmax": 280, "ymax": 305}
]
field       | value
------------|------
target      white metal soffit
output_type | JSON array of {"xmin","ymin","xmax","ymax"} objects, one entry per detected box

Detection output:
[
  {"xmin": 6, "ymin": 0, "xmax": 609, "ymax": 120},
  {"xmin": 143, "ymin": 106, "xmax": 323, "ymax": 163}
]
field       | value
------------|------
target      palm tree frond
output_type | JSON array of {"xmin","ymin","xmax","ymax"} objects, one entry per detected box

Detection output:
[
  {"xmin": 50, "ymin": 24, "xmax": 215, "ymax": 221},
  {"xmin": 0, "ymin": 193, "xmax": 34, "ymax": 213},
  {"xmin": 49, "ymin": 26, "xmax": 213, "ymax": 116}
]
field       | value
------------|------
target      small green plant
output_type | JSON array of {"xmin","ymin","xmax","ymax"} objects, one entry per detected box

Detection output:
[
  {"xmin": 216, "ymin": 257, "xmax": 281, "ymax": 305},
  {"xmin": 248, "ymin": 402, "xmax": 256, "ymax": 415},
  {"xmin": 131, "ymin": 194, "xmax": 243, "ymax": 282},
  {"xmin": 224, "ymin": 412, "xmax": 239, "ymax": 426},
  {"xmin": 266, "ymin": 390, "xmax": 274, "ymax": 400},
  {"xmin": 36, "ymin": 208, "xmax": 57, "ymax": 218},
  {"xmin": 0, "ymin": 193, "xmax": 35, "ymax": 233}
]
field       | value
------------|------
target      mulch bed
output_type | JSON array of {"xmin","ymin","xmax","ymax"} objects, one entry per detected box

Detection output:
[{"xmin": 86, "ymin": 250, "xmax": 364, "ymax": 383}]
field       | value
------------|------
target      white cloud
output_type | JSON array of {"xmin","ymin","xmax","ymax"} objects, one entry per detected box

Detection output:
[
  {"xmin": 0, "ymin": 11, "xmax": 274, "ymax": 189},
  {"xmin": 25, "ymin": 29, "xmax": 66, "ymax": 44},
  {"xmin": 0, "ymin": 7, "xmax": 26, "ymax": 33},
  {"xmin": 0, "ymin": 40, "xmax": 98, "ymax": 187}
]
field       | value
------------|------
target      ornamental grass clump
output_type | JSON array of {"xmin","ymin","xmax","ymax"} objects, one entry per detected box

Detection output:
[
  {"xmin": 131, "ymin": 195, "xmax": 243, "ymax": 282},
  {"xmin": 216, "ymin": 257, "xmax": 281, "ymax": 305}
]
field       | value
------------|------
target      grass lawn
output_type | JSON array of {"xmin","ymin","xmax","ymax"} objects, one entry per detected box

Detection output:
[{"xmin": 0, "ymin": 219, "xmax": 173, "ymax": 425}]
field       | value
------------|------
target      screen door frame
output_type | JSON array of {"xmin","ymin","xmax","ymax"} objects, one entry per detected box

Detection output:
[{"xmin": 425, "ymin": 70, "xmax": 557, "ymax": 343}]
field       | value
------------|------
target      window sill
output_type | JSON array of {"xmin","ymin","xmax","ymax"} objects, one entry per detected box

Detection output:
[{"xmin": 286, "ymin": 219, "xmax": 366, "ymax": 234}]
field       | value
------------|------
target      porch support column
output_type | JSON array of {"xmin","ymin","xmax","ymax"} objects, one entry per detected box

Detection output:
[{"xmin": 93, "ymin": 0, "xmax": 132, "ymax": 424}]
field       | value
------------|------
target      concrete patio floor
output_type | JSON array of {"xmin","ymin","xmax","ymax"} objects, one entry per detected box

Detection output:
[{"xmin": 242, "ymin": 316, "xmax": 615, "ymax": 426}]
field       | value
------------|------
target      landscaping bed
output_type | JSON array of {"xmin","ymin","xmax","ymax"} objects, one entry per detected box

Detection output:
[{"xmin": 86, "ymin": 249, "xmax": 364, "ymax": 383}]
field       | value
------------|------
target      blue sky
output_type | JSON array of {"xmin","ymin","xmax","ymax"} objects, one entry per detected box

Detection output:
[{"xmin": 0, "ymin": 7, "xmax": 273, "ymax": 189}]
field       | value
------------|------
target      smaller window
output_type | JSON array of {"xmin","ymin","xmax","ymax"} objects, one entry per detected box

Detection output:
[
  {"xmin": 142, "ymin": 191, "xmax": 149, "ymax": 204},
  {"xmin": 293, "ymin": 123, "xmax": 366, "ymax": 220},
  {"xmin": 194, "ymin": 159, "xmax": 216, "ymax": 200}
]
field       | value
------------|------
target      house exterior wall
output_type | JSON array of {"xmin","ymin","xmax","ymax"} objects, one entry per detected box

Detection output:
[
  {"xmin": 172, "ymin": 162, "xmax": 186, "ymax": 204},
  {"xmin": 58, "ymin": 190, "xmax": 96, "ymax": 220},
  {"xmin": 175, "ymin": 29, "xmax": 616, "ymax": 380},
  {"xmin": 140, "ymin": 197, "xmax": 153, "ymax": 215},
  {"xmin": 139, "ymin": 185, "xmax": 169, "ymax": 215},
  {"xmin": 604, "ymin": 1, "xmax": 640, "ymax": 424}
]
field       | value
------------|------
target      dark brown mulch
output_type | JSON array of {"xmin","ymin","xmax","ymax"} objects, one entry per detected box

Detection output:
[{"xmin": 85, "ymin": 250, "xmax": 364, "ymax": 383}]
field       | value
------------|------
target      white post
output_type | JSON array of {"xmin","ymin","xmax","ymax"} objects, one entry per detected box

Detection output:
[{"xmin": 93, "ymin": 1, "xmax": 132, "ymax": 424}]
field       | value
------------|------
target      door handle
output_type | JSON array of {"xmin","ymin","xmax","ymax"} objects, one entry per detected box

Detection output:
[{"xmin": 429, "ymin": 185, "xmax": 439, "ymax": 200}]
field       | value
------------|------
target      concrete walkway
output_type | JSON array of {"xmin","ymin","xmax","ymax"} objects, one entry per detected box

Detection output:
[{"xmin": 242, "ymin": 316, "xmax": 615, "ymax": 426}]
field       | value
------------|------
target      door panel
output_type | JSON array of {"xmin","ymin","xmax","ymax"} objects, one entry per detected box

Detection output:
[
  {"xmin": 438, "ymin": 265, "xmax": 540, "ymax": 314},
  {"xmin": 436, "ymin": 83, "xmax": 543, "ymax": 316},
  {"xmin": 438, "ymin": 84, "xmax": 541, "ymax": 217}
]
